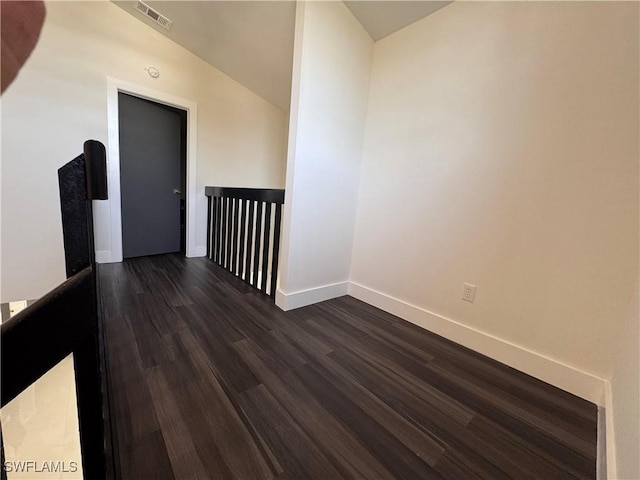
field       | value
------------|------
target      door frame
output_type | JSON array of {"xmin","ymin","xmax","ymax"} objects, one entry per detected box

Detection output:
[{"xmin": 104, "ymin": 77, "xmax": 198, "ymax": 262}]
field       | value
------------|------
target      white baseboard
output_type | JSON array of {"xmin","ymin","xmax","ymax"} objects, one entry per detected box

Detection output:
[
  {"xmin": 597, "ymin": 405, "xmax": 607, "ymax": 480},
  {"xmin": 95, "ymin": 250, "xmax": 112, "ymax": 263},
  {"xmin": 348, "ymin": 281, "xmax": 606, "ymax": 406},
  {"xmin": 96, "ymin": 246, "xmax": 206, "ymax": 263},
  {"xmin": 602, "ymin": 380, "xmax": 617, "ymax": 480},
  {"xmin": 188, "ymin": 245, "xmax": 207, "ymax": 258},
  {"xmin": 276, "ymin": 282, "xmax": 349, "ymax": 311}
]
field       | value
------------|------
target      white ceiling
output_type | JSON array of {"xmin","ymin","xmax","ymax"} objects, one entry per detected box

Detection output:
[
  {"xmin": 113, "ymin": 1, "xmax": 297, "ymax": 111},
  {"xmin": 344, "ymin": 1, "xmax": 450, "ymax": 41},
  {"xmin": 112, "ymin": 1, "xmax": 452, "ymax": 112}
]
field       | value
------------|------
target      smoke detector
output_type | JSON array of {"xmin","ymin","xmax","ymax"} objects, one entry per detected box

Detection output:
[
  {"xmin": 145, "ymin": 66, "xmax": 159, "ymax": 79},
  {"xmin": 135, "ymin": 1, "xmax": 173, "ymax": 30}
]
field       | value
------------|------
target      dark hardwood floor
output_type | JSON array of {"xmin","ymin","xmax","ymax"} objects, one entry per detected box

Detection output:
[{"xmin": 99, "ymin": 254, "xmax": 597, "ymax": 479}]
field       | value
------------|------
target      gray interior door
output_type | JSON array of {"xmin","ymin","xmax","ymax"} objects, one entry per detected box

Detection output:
[{"xmin": 119, "ymin": 93, "xmax": 185, "ymax": 258}]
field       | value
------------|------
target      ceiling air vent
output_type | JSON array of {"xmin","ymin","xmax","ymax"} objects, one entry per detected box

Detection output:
[{"xmin": 135, "ymin": 1, "xmax": 173, "ymax": 31}]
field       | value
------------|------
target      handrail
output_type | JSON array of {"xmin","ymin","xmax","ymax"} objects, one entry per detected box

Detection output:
[
  {"xmin": 205, "ymin": 186, "xmax": 284, "ymax": 204},
  {"xmin": 1, "ymin": 267, "xmax": 94, "ymax": 405},
  {"xmin": 205, "ymin": 186, "xmax": 284, "ymax": 298}
]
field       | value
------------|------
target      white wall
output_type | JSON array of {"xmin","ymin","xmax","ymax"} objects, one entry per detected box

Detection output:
[
  {"xmin": 350, "ymin": 0, "xmax": 637, "ymax": 409},
  {"xmin": 277, "ymin": 1, "xmax": 372, "ymax": 310},
  {"xmin": 1, "ymin": 1, "xmax": 287, "ymax": 302}
]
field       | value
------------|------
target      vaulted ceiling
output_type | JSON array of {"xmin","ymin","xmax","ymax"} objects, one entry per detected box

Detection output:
[{"xmin": 112, "ymin": 1, "xmax": 451, "ymax": 111}]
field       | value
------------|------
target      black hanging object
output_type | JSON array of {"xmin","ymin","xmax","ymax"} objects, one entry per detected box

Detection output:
[
  {"xmin": 58, "ymin": 140, "xmax": 108, "ymax": 277},
  {"xmin": 84, "ymin": 139, "xmax": 108, "ymax": 200}
]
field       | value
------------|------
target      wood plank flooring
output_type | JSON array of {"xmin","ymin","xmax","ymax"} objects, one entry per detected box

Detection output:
[{"xmin": 99, "ymin": 254, "xmax": 597, "ymax": 479}]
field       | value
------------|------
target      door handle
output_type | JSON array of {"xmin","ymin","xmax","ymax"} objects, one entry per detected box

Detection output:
[{"xmin": 172, "ymin": 188, "xmax": 182, "ymax": 195}]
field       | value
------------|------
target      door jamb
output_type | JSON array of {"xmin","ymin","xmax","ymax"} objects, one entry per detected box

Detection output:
[{"xmin": 104, "ymin": 77, "xmax": 199, "ymax": 262}]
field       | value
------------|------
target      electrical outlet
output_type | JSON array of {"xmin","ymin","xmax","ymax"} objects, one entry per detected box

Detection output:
[
  {"xmin": 8, "ymin": 300, "xmax": 28, "ymax": 317},
  {"xmin": 462, "ymin": 283, "xmax": 476, "ymax": 303}
]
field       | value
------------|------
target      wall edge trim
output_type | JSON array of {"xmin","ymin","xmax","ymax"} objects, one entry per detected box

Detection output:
[
  {"xmin": 275, "ymin": 281, "xmax": 349, "ymax": 311},
  {"xmin": 189, "ymin": 246, "xmax": 207, "ymax": 258},
  {"xmin": 603, "ymin": 379, "xmax": 617, "ymax": 480},
  {"xmin": 95, "ymin": 250, "xmax": 112, "ymax": 264}
]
